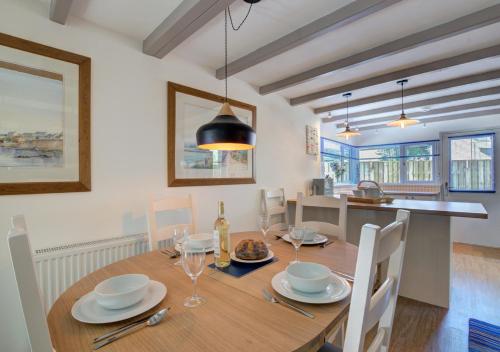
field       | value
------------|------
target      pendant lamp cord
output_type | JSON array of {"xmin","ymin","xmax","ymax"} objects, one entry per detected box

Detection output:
[
  {"xmin": 224, "ymin": 8, "xmax": 228, "ymax": 102},
  {"xmin": 224, "ymin": 1, "xmax": 254, "ymax": 102},
  {"xmin": 346, "ymin": 94, "xmax": 349, "ymax": 125},
  {"xmin": 400, "ymin": 81, "xmax": 405, "ymax": 114}
]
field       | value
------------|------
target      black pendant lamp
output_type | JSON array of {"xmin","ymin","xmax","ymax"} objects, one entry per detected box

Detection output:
[{"xmin": 196, "ymin": 5, "xmax": 256, "ymax": 151}]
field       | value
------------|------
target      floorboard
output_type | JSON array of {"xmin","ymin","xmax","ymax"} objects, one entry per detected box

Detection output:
[{"xmin": 366, "ymin": 242, "xmax": 500, "ymax": 351}]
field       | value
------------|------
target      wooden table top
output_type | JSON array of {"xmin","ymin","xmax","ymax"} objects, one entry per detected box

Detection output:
[
  {"xmin": 288, "ymin": 198, "xmax": 488, "ymax": 219},
  {"xmin": 47, "ymin": 232, "xmax": 357, "ymax": 352}
]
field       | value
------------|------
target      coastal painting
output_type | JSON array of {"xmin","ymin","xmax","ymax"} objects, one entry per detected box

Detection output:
[
  {"xmin": 0, "ymin": 64, "xmax": 64, "ymax": 168},
  {"xmin": 167, "ymin": 82, "xmax": 256, "ymax": 187},
  {"xmin": 0, "ymin": 33, "xmax": 90, "ymax": 195}
]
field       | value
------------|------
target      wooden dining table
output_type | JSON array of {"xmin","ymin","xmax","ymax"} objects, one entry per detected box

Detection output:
[{"xmin": 47, "ymin": 231, "xmax": 357, "ymax": 352}]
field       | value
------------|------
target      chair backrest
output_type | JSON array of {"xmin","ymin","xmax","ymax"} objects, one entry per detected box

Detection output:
[
  {"xmin": 344, "ymin": 209, "xmax": 411, "ymax": 352},
  {"xmin": 261, "ymin": 188, "xmax": 288, "ymax": 231},
  {"xmin": 295, "ymin": 192, "xmax": 347, "ymax": 240},
  {"xmin": 7, "ymin": 215, "xmax": 53, "ymax": 352},
  {"xmin": 147, "ymin": 194, "xmax": 196, "ymax": 251}
]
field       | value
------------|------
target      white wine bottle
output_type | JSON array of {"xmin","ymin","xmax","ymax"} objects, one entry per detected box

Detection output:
[{"xmin": 214, "ymin": 201, "xmax": 230, "ymax": 268}]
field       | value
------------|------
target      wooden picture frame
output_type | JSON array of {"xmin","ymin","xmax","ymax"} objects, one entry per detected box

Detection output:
[
  {"xmin": 0, "ymin": 33, "xmax": 91, "ymax": 195},
  {"xmin": 167, "ymin": 82, "xmax": 256, "ymax": 187}
]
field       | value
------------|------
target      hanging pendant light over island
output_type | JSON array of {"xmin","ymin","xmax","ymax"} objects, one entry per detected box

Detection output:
[
  {"xmin": 196, "ymin": 5, "xmax": 256, "ymax": 151},
  {"xmin": 337, "ymin": 92, "xmax": 361, "ymax": 140},
  {"xmin": 387, "ymin": 79, "xmax": 420, "ymax": 128}
]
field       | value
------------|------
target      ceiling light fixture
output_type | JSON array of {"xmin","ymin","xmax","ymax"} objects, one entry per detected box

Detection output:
[
  {"xmin": 196, "ymin": 3, "xmax": 256, "ymax": 151},
  {"xmin": 337, "ymin": 93, "xmax": 361, "ymax": 140},
  {"xmin": 387, "ymin": 79, "xmax": 419, "ymax": 129}
]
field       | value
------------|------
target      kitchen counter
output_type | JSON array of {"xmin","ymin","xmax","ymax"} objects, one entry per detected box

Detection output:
[
  {"xmin": 287, "ymin": 197, "xmax": 488, "ymax": 308},
  {"xmin": 288, "ymin": 198, "xmax": 488, "ymax": 219}
]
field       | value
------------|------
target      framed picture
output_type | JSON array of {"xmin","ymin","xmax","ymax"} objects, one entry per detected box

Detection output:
[
  {"xmin": 0, "ymin": 33, "xmax": 90, "ymax": 195},
  {"xmin": 167, "ymin": 82, "xmax": 256, "ymax": 187}
]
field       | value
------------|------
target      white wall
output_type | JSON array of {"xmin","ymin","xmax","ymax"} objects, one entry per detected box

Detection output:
[
  {"xmin": 322, "ymin": 117, "xmax": 500, "ymax": 248},
  {"xmin": 0, "ymin": 1, "xmax": 320, "ymax": 350}
]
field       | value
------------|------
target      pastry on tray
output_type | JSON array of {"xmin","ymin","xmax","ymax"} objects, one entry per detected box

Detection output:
[{"xmin": 235, "ymin": 239, "xmax": 269, "ymax": 260}]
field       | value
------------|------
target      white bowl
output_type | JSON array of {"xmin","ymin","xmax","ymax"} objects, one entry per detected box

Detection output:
[
  {"xmin": 303, "ymin": 228, "xmax": 316, "ymax": 241},
  {"xmin": 286, "ymin": 262, "xmax": 331, "ymax": 293},
  {"xmin": 94, "ymin": 274, "xmax": 150, "ymax": 310},
  {"xmin": 188, "ymin": 233, "xmax": 213, "ymax": 249}
]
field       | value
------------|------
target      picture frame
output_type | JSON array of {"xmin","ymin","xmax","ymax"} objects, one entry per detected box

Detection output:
[
  {"xmin": 167, "ymin": 82, "xmax": 256, "ymax": 187},
  {"xmin": 0, "ymin": 33, "xmax": 91, "ymax": 195}
]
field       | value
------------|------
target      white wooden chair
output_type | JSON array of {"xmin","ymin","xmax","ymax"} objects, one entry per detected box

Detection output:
[
  {"xmin": 147, "ymin": 194, "xmax": 196, "ymax": 251},
  {"xmin": 319, "ymin": 209, "xmax": 411, "ymax": 352},
  {"xmin": 7, "ymin": 215, "xmax": 55, "ymax": 352},
  {"xmin": 295, "ymin": 192, "xmax": 347, "ymax": 240},
  {"xmin": 261, "ymin": 188, "xmax": 288, "ymax": 231}
]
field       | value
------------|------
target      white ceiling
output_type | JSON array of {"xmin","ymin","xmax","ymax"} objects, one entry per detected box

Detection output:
[{"xmin": 59, "ymin": 0, "xmax": 500, "ymax": 133}]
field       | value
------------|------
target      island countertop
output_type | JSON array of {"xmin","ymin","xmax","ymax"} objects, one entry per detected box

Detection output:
[{"xmin": 287, "ymin": 198, "xmax": 488, "ymax": 219}]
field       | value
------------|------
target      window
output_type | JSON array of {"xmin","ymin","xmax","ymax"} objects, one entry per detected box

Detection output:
[
  {"xmin": 449, "ymin": 133, "xmax": 495, "ymax": 192},
  {"xmin": 359, "ymin": 145, "xmax": 400, "ymax": 183},
  {"xmin": 320, "ymin": 138, "xmax": 357, "ymax": 184},
  {"xmin": 358, "ymin": 141, "xmax": 439, "ymax": 184}
]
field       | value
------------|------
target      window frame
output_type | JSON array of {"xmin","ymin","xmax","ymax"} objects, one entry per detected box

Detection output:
[
  {"xmin": 320, "ymin": 137, "xmax": 358, "ymax": 185},
  {"xmin": 447, "ymin": 132, "xmax": 495, "ymax": 193}
]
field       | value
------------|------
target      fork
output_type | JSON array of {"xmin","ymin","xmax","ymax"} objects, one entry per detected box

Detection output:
[
  {"xmin": 161, "ymin": 248, "xmax": 180, "ymax": 258},
  {"xmin": 261, "ymin": 288, "xmax": 314, "ymax": 318}
]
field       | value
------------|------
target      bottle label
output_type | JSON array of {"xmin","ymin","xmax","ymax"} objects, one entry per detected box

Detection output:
[{"xmin": 213, "ymin": 230, "xmax": 220, "ymax": 258}]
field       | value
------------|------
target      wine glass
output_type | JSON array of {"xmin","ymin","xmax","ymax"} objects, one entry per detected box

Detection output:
[
  {"xmin": 289, "ymin": 226, "xmax": 305, "ymax": 264},
  {"xmin": 259, "ymin": 214, "xmax": 271, "ymax": 247},
  {"xmin": 172, "ymin": 228, "xmax": 182, "ymax": 266},
  {"xmin": 181, "ymin": 244, "xmax": 206, "ymax": 308}
]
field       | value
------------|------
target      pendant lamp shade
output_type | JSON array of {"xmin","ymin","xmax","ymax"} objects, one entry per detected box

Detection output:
[{"xmin": 196, "ymin": 103, "xmax": 256, "ymax": 150}]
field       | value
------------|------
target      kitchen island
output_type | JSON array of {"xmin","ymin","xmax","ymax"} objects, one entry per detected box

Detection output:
[{"xmin": 287, "ymin": 198, "xmax": 488, "ymax": 308}]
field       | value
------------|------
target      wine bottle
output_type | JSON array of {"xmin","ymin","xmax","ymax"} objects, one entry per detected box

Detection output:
[{"xmin": 214, "ymin": 201, "xmax": 230, "ymax": 268}]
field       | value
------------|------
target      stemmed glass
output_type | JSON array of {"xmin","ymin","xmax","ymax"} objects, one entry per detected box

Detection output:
[
  {"xmin": 258, "ymin": 214, "xmax": 271, "ymax": 247},
  {"xmin": 181, "ymin": 244, "xmax": 206, "ymax": 308},
  {"xmin": 289, "ymin": 226, "xmax": 305, "ymax": 264}
]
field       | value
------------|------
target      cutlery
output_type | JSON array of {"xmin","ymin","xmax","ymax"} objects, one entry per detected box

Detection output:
[
  {"xmin": 274, "ymin": 233, "xmax": 286, "ymax": 240},
  {"xmin": 331, "ymin": 270, "xmax": 354, "ymax": 282},
  {"xmin": 93, "ymin": 308, "xmax": 170, "ymax": 344},
  {"xmin": 261, "ymin": 288, "xmax": 314, "ymax": 319},
  {"xmin": 161, "ymin": 248, "xmax": 180, "ymax": 258},
  {"xmin": 93, "ymin": 308, "xmax": 168, "ymax": 350},
  {"xmin": 321, "ymin": 240, "xmax": 334, "ymax": 248}
]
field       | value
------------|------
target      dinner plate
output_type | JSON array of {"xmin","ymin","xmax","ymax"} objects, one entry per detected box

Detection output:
[
  {"xmin": 71, "ymin": 280, "xmax": 167, "ymax": 324},
  {"xmin": 281, "ymin": 233, "xmax": 328, "ymax": 245},
  {"xmin": 271, "ymin": 271, "xmax": 351, "ymax": 304},
  {"xmin": 175, "ymin": 242, "xmax": 214, "ymax": 253},
  {"xmin": 230, "ymin": 250, "xmax": 274, "ymax": 264}
]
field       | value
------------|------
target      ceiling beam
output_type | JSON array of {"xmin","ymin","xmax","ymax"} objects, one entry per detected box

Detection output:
[
  {"xmin": 315, "ymin": 69, "xmax": 500, "ymax": 114},
  {"xmin": 358, "ymin": 108, "xmax": 500, "ymax": 131},
  {"xmin": 215, "ymin": 0, "xmax": 402, "ymax": 79},
  {"xmin": 289, "ymin": 44, "xmax": 500, "ymax": 106},
  {"xmin": 342, "ymin": 99, "xmax": 500, "ymax": 128},
  {"xmin": 49, "ymin": 0, "xmax": 74, "ymax": 25},
  {"xmin": 260, "ymin": 4, "xmax": 500, "ymax": 96},
  {"xmin": 324, "ymin": 86, "xmax": 500, "ymax": 123},
  {"xmin": 143, "ymin": 0, "xmax": 236, "ymax": 58}
]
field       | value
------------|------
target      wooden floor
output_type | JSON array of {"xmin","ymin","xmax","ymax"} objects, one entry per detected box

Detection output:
[{"xmin": 378, "ymin": 243, "xmax": 500, "ymax": 351}]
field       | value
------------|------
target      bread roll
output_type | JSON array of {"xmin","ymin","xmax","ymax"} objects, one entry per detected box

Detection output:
[{"xmin": 235, "ymin": 239, "xmax": 269, "ymax": 260}]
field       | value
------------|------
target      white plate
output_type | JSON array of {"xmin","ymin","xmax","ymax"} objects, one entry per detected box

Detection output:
[
  {"xmin": 230, "ymin": 250, "xmax": 274, "ymax": 263},
  {"xmin": 282, "ymin": 233, "xmax": 328, "ymax": 245},
  {"xmin": 271, "ymin": 271, "xmax": 351, "ymax": 304},
  {"xmin": 71, "ymin": 281, "xmax": 167, "ymax": 324},
  {"xmin": 175, "ymin": 243, "xmax": 214, "ymax": 253}
]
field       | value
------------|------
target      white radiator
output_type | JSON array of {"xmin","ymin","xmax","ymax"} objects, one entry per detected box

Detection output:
[{"xmin": 33, "ymin": 234, "xmax": 148, "ymax": 310}]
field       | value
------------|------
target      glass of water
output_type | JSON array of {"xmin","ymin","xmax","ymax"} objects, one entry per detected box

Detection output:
[
  {"xmin": 289, "ymin": 226, "xmax": 305, "ymax": 264},
  {"xmin": 181, "ymin": 244, "xmax": 206, "ymax": 308}
]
